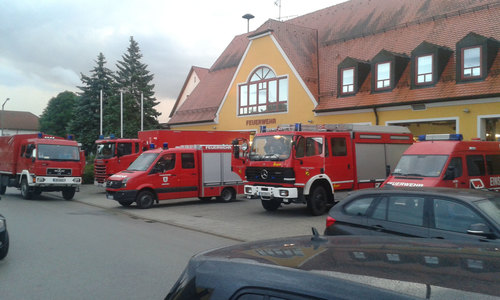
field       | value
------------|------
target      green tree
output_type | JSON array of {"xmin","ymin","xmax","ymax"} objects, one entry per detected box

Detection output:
[
  {"xmin": 113, "ymin": 36, "xmax": 160, "ymax": 137},
  {"xmin": 69, "ymin": 53, "xmax": 116, "ymax": 154},
  {"xmin": 39, "ymin": 91, "xmax": 78, "ymax": 137}
]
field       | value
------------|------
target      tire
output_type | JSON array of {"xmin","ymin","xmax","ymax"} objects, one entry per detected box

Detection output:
[
  {"xmin": 118, "ymin": 200, "xmax": 133, "ymax": 207},
  {"xmin": 0, "ymin": 231, "xmax": 9, "ymax": 260},
  {"xmin": 199, "ymin": 197, "xmax": 212, "ymax": 202},
  {"xmin": 21, "ymin": 178, "xmax": 32, "ymax": 200},
  {"xmin": 62, "ymin": 188, "xmax": 76, "ymax": 200},
  {"xmin": 261, "ymin": 199, "xmax": 281, "ymax": 211},
  {"xmin": 136, "ymin": 190, "xmax": 155, "ymax": 209},
  {"xmin": 0, "ymin": 175, "xmax": 5, "ymax": 195},
  {"xmin": 307, "ymin": 186, "xmax": 328, "ymax": 216},
  {"xmin": 217, "ymin": 188, "xmax": 235, "ymax": 203}
]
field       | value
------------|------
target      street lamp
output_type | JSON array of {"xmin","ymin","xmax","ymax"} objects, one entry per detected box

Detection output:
[
  {"xmin": 1, "ymin": 98, "xmax": 10, "ymax": 136},
  {"xmin": 242, "ymin": 13, "xmax": 254, "ymax": 33}
]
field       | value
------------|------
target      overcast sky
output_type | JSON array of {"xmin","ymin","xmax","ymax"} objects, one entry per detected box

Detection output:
[{"xmin": 0, "ymin": 0, "xmax": 346, "ymax": 122}]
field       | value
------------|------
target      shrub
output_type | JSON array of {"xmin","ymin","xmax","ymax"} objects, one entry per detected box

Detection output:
[{"xmin": 83, "ymin": 163, "xmax": 94, "ymax": 184}]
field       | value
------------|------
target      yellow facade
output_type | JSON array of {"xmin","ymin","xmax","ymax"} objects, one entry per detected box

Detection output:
[{"xmin": 171, "ymin": 34, "xmax": 500, "ymax": 142}]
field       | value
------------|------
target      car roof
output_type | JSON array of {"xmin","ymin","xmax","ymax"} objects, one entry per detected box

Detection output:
[
  {"xmin": 188, "ymin": 234, "xmax": 500, "ymax": 299},
  {"xmin": 341, "ymin": 187, "xmax": 498, "ymax": 203}
]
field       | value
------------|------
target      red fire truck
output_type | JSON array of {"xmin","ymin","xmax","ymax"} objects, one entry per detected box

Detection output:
[
  {"xmin": 382, "ymin": 134, "xmax": 500, "ymax": 191},
  {"xmin": 105, "ymin": 144, "xmax": 245, "ymax": 208},
  {"xmin": 235, "ymin": 123, "xmax": 413, "ymax": 215},
  {"xmin": 94, "ymin": 130, "xmax": 250, "ymax": 185},
  {"xmin": 0, "ymin": 133, "xmax": 85, "ymax": 200}
]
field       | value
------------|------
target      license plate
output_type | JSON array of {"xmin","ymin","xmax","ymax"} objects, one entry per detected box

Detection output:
[
  {"xmin": 53, "ymin": 178, "xmax": 66, "ymax": 182},
  {"xmin": 106, "ymin": 193, "xmax": 114, "ymax": 200}
]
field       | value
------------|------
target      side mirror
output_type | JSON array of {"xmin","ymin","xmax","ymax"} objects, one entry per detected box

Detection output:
[
  {"xmin": 467, "ymin": 223, "xmax": 493, "ymax": 237},
  {"xmin": 443, "ymin": 166, "xmax": 456, "ymax": 180},
  {"xmin": 233, "ymin": 145, "xmax": 240, "ymax": 159}
]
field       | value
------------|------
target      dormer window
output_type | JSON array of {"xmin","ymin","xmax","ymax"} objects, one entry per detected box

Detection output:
[
  {"xmin": 341, "ymin": 68, "xmax": 354, "ymax": 94},
  {"xmin": 456, "ymin": 32, "xmax": 499, "ymax": 83},
  {"xmin": 462, "ymin": 46, "xmax": 481, "ymax": 78},
  {"xmin": 411, "ymin": 41, "xmax": 452, "ymax": 89},
  {"xmin": 371, "ymin": 50, "xmax": 409, "ymax": 93},
  {"xmin": 416, "ymin": 55, "xmax": 433, "ymax": 84},
  {"xmin": 337, "ymin": 57, "xmax": 370, "ymax": 97},
  {"xmin": 376, "ymin": 62, "xmax": 391, "ymax": 90}
]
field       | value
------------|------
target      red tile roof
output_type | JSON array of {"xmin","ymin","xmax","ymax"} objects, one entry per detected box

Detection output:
[
  {"xmin": 0, "ymin": 110, "xmax": 39, "ymax": 130},
  {"xmin": 169, "ymin": 0, "xmax": 500, "ymax": 124},
  {"xmin": 168, "ymin": 66, "xmax": 209, "ymax": 118}
]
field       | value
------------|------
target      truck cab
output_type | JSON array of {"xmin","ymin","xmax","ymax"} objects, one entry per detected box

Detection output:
[
  {"xmin": 383, "ymin": 134, "xmax": 500, "ymax": 191},
  {"xmin": 106, "ymin": 144, "xmax": 244, "ymax": 208},
  {"xmin": 239, "ymin": 123, "xmax": 413, "ymax": 215},
  {"xmin": 94, "ymin": 137, "xmax": 147, "ymax": 185}
]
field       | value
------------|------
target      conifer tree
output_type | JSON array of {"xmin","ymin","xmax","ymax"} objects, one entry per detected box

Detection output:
[
  {"xmin": 69, "ymin": 53, "xmax": 116, "ymax": 154},
  {"xmin": 114, "ymin": 36, "xmax": 160, "ymax": 137}
]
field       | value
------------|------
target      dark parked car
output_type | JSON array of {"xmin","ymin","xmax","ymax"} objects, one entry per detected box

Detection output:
[
  {"xmin": 325, "ymin": 187, "xmax": 500, "ymax": 243},
  {"xmin": 166, "ymin": 230, "xmax": 500, "ymax": 299},
  {"xmin": 0, "ymin": 196, "xmax": 8, "ymax": 260}
]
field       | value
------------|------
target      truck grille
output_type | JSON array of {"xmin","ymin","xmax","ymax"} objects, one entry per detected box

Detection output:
[
  {"xmin": 94, "ymin": 162, "xmax": 107, "ymax": 184},
  {"xmin": 106, "ymin": 180, "xmax": 123, "ymax": 189},
  {"xmin": 47, "ymin": 168, "xmax": 72, "ymax": 176},
  {"xmin": 246, "ymin": 167, "xmax": 294, "ymax": 184}
]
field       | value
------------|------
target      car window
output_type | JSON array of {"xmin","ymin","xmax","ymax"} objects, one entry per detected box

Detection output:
[
  {"xmin": 467, "ymin": 155, "xmax": 485, "ymax": 176},
  {"xmin": 371, "ymin": 197, "xmax": 387, "ymax": 220},
  {"xmin": 181, "ymin": 153, "xmax": 195, "ymax": 169},
  {"xmin": 433, "ymin": 198, "xmax": 485, "ymax": 233},
  {"xmin": 344, "ymin": 197, "xmax": 376, "ymax": 216},
  {"xmin": 387, "ymin": 196, "xmax": 425, "ymax": 226}
]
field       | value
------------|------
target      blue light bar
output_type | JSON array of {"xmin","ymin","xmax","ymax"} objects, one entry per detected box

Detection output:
[
  {"xmin": 149, "ymin": 144, "xmax": 155, "ymax": 149},
  {"xmin": 37, "ymin": 132, "xmax": 43, "ymax": 138},
  {"xmin": 418, "ymin": 134, "xmax": 463, "ymax": 141},
  {"xmin": 98, "ymin": 135, "xmax": 104, "ymax": 140},
  {"xmin": 110, "ymin": 134, "xmax": 115, "ymax": 139},
  {"xmin": 163, "ymin": 142, "xmax": 168, "ymax": 150},
  {"xmin": 260, "ymin": 126, "xmax": 267, "ymax": 133},
  {"xmin": 295, "ymin": 123, "xmax": 302, "ymax": 131}
]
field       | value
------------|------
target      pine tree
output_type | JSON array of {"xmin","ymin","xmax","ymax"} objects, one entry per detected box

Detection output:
[
  {"xmin": 114, "ymin": 36, "xmax": 160, "ymax": 138},
  {"xmin": 69, "ymin": 53, "xmax": 116, "ymax": 154}
]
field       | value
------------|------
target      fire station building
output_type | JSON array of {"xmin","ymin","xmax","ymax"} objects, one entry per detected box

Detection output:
[{"xmin": 167, "ymin": 0, "xmax": 500, "ymax": 141}]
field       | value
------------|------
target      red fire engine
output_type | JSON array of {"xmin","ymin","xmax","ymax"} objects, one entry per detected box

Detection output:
[
  {"xmin": 105, "ymin": 144, "xmax": 245, "ymax": 208},
  {"xmin": 235, "ymin": 123, "xmax": 413, "ymax": 215},
  {"xmin": 94, "ymin": 130, "xmax": 250, "ymax": 185},
  {"xmin": 383, "ymin": 134, "xmax": 500, "ymax": 191},
  {"xmin": 0, "ymin": 133, "xmax": 85, "ymax": 200}
]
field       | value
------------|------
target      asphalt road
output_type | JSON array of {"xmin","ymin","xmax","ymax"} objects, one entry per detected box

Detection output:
[
  {"xmin": 0, "ymin": 188, "xmax": 237, "ymax": 299},
  {"xmin": 76, "ymin": 184, "xmax": 329, "ymax": 241}
]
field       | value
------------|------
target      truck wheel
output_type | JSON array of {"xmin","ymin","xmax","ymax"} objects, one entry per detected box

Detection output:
[
  {"xmin": 261, "ymin": 199, "xmax": 281, "ymax": 211},
  {"xmin": 118, "ymin": 200, "xmax": 133, "ymax": 207},
  {"xmin": 307, "ymin": 186, "xmax": 328, "ymax": 216},
  {"xmin": 217, "ymin": 188, "xmax": 235, "ymax": 202},
  {"xmin": 0, "ymin": 175, "xmax": 5, "ymax": 195},
  {"xmin": 0, "ymin": 231, "xmax": 9, "ymax": 260},
  {"xmin": 62, "ymin": 188, "xmax": 76, "ymax": 200},
  {"xmin": 136, "ymin": 190, "xmax": 155, "ymax": 209},
  {"xmin": 21, "ymin": 178, "xmax": 32, "ymax": 200}
]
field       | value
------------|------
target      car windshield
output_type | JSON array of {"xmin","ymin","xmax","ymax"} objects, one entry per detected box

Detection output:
[
  {"xmin": 392, "ymin": 155, "xmax": 449, "ymax": 177},
  {"xmin": 37, "ymin": 144, "xmax": 80, "ymax": 161},
  {"xmin": 249, "ymin": 135, "xmax": 293, "ymax": 161},
  {"xmin": 127, "ymin": 153, "xmax": 159, "ymax": 171},
  {"xmin": 96, "ymin": 143, "xmax": 115, "ymax": 159},
  {"xmin": 475, "ymin": 197, "xmax": 500, "ymax": 227}
]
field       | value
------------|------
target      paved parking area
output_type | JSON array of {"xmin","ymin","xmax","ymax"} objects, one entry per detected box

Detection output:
[{"xmin": 75, "ymin": 185, "xmax": 328, "ymax": 242}]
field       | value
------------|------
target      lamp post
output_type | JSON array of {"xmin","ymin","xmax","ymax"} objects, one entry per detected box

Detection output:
[
  {"xmin": 1, "ymin": 98, "xmax": 10, "ymax": 136},
  {"xmin": 242, "ymin": 14, "xmax": 254, "ymax": 33}
]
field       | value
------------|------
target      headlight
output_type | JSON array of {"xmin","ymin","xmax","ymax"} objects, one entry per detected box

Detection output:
[
  {"xmin": 73, "ymin": 178, "xmax": 81, "ymax": 183},
  {"xmin": 122, "ymin": 177, "xmax": 129, "ymax": 188}
]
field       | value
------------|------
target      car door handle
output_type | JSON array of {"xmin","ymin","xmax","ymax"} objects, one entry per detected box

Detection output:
[{"xmin": 371, "ymin": 225, "xmax": 384, "ymax": 231}]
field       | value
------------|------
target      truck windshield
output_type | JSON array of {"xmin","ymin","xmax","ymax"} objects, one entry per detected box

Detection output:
[
  {"xmin": 96, "ymin": 143, "xmax": 115, "ymax": 159},
  {"xmin": 128, "ymin": 153, "xmax": 159, "ymax": 171},
  {"xmin": 249, "ymin": 135, "xmax": 292, "ymax": 161},
  {"xmin": 37, "ymin": 144, "xmax": 80, "ymax": 161},
  {"xmin": 392, "ymin": 155, "xmax": 449, "ymax": 177}
]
